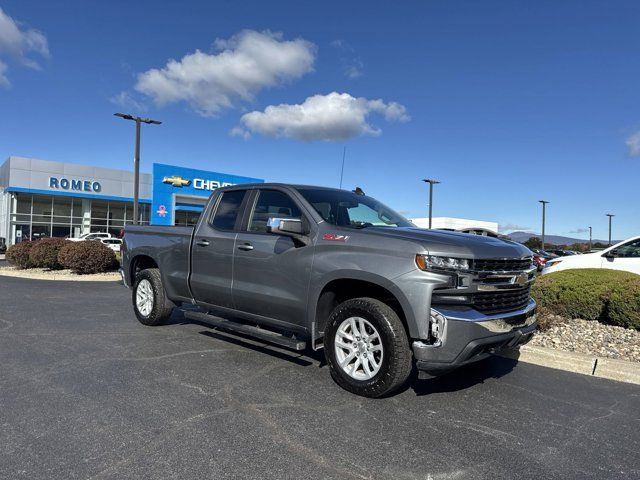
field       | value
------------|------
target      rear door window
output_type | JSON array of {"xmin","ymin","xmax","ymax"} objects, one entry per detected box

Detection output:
[{"xmin": 210, "ymin": 190, "xmax": 247, "ymax": 231}]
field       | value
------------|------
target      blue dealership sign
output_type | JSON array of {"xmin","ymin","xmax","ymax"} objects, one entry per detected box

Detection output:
[{"xmin": 151, "ymin": 163, "xmax": 263, "ymax": 225}]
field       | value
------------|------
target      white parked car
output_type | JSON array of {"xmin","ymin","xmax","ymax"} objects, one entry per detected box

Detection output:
[
  {"xmin": 542, "ymin": 236, "xmax": 640, "ymax": 276},
  {"xmin": 68, "ymin": 232, "xmax": 113, "ymax": 242},
  {"xmin": 100, "ymin": 238, "xmax": 123, "ymax": 253}
]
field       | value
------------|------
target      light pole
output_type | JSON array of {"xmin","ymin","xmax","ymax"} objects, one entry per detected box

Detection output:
[
  {"xmin": 588, "ymin": 226, "xmax": 592, "ymax": 252},
  {"xmin": 114, "ymin": 113, "xmax": 162, "ymax": 224},
  {"xmin": 422, "ymin": 179, "xmax": 440, "ymax": 229},
  {"xmin": 606, "ymin": 214, "xmax": 615, "ymax": 246},
  {"xmin": 539, "ymin": 200, "xmax": 549, "ymax": 251}
]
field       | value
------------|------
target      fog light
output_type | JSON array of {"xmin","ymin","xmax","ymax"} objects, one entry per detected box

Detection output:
[{"xmin": 429, "ymin": 310, "xmax": 446, "ymax": 343}]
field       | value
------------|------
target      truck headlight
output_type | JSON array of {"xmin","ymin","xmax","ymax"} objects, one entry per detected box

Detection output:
[{"xmin": 415, "ymin": 254, "xmax": 470, "ymax": 272}]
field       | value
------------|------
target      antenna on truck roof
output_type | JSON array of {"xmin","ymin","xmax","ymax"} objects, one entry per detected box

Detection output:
[{"xmin": 339, "ymin": 146, "xmax": 346, "ymax": 189}]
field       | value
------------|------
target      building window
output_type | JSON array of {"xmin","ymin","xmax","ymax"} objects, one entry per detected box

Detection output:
[
  {"xmin": 91, "ymin": 200, "xmax": 108, "ymax": 229},
  {"xmin": 175, "ymin": 210, "xmax": 201, "ymax": 227},
  {"xmin": 8, "ymin": 194, "xmax": 149, "ymax": 243},
  {"xmin": 31, "ymin": 195, "xmax": 52, "ymax": 224},
  {"xmin": 16, "ymin": 195, "xmax": 31, "ymax": 215}
]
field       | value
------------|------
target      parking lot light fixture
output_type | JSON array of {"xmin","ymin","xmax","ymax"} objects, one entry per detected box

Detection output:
[
  {"xmin": 538, "ymin": 200, "xmax": 549, "ymax": 251},
  {"xmin": 606, "ymin": 214, "xmax": 615, "ymax": 246},
  {"xmin": 422, "ymin": 179, "xmax": 440, "ymax": 229},
  {"xmin": 114, "ymin": 113, "xmax": 162, "ymax": 225},
  {"xmin": 588, "ymin": 226, "xmax": 592, "ymax": 251}
]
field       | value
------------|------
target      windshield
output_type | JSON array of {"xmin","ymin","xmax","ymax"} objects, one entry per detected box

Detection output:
[{"xmin": 297, "ymin": 188, "xmax": 413, "ymax": 229}]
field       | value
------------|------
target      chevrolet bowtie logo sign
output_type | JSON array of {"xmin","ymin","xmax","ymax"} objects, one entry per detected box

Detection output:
[{"xmin": 162, "ymin": 176, "xmax": 191, "ymax": 187}]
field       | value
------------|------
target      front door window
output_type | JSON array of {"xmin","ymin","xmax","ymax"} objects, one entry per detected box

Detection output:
[
  {"xmin": 248, "ymin": 190, "xmax": 302, "ymax": 232},
  {"xmin": 613, "ymin": 239, "xmax": 640, "ymax": 258}
]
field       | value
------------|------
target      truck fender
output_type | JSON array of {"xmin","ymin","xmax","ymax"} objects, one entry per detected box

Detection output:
[{"xmin": 307, "ymin": 269, "xmax": 419, "ymax": 339}]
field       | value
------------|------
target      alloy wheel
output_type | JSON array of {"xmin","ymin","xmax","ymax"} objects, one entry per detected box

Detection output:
[
  {"xmin": 136, "ymin": 279, "xmax": 154, "ymax": 317},
  {"xmin": 334, "ymin": 316, "xmax": 384, "ymax": 380}
]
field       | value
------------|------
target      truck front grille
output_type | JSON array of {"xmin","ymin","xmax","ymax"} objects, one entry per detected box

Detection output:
[
  {"xmin": 472, "ymin": 286, "xmax": 531, "ymax": 314},
  {"xmin": 473, "ymin": 258, "xmax": 532, "ymax": 272}
]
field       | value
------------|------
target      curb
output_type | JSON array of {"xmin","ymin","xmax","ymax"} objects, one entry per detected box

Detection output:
[
  {"xmin": 0, "ymin": 269, "xmax": 121, "ymax": 283},
  {"xmin": 498, "ymin": 345, "xmax": 640, "ymax": 386}
]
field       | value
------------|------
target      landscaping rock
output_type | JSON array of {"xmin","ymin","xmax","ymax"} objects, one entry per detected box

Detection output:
[{"xmin": 531, "ymin": 317, "xmax": 640, "ymax": 363}]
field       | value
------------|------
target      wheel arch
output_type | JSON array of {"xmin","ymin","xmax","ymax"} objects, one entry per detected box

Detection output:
[
  {"xmin": 129, "ymin": 253, "xmax": 159, "ymax": 283},
  {"xmin": 310, "ymin": 271, "xmax": 418, "ymax": 339}
]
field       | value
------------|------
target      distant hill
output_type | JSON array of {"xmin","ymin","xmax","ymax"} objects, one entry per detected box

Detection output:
[{"xmin": 507, "ymin": 231, "xmax": 616, "ymax": 246}]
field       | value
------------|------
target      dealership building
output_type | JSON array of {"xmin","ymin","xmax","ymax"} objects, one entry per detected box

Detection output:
[{"xmin": 0, "ymin": 156, "xmax": 262, "ymax": 245}]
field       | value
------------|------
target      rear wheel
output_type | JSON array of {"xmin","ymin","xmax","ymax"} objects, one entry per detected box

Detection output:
[
  {"xmin": 324, "ymin": 297, "xmax": 412, "ymax": 398},
  {"xmin": 132, "ymin": 268, "xmax": 174, "ymax": 326}
]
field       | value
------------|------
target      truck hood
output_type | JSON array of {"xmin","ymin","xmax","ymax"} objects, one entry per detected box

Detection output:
[{"xmin": 363, "ymin": 227, "xmax": 531, "ymax": 259}]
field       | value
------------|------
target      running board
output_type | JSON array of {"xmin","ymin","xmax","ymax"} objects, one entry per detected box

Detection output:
[{"xmin": 183, "ymin": 311, "xmax": 307, "ymax": 351}]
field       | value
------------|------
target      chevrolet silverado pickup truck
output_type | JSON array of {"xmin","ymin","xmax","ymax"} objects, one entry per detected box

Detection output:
[{"xmin": 121, "ymin": 184, "xmax": 537, "ymax": 397}]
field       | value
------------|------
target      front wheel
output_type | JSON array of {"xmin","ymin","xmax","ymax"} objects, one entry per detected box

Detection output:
[
  {"xmin": 324, "ymin": 297, "xmax": 412, "ymax": 398},
  {"xmin": 132, "ymin": 268, "xmax": 174, "ymax": 326}
]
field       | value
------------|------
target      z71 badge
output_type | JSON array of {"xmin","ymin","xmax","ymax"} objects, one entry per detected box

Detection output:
[{"xmin": 322, "ymin": 233, "xmax": 350, "ymax": 242}]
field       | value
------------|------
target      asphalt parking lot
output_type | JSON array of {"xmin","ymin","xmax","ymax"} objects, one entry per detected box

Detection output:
[{"xmin": 1, "ymin": 276, "xmax": 638, "ymax": 480}]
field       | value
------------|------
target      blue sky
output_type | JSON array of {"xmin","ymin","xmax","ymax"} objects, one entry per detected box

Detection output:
[{"xmin": 1, "ymin": 0, "xmax": 638, "ymax": 241}]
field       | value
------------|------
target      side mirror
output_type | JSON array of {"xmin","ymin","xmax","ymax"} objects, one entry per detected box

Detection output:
[
  {"xmin": 602, "ymin": 250, "xmax": 616, "ymax": 259},
  {"xmin": 267, "ymin": 217, "xmax": 308, "ymax": 236}
]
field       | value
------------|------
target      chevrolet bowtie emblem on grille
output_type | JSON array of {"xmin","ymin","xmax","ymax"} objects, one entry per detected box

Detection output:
[
  {"xmin": 515, "ymin": 273, "xmax": 529, "ymax": 286},
  {"xmin": 162, "ymin": 176, "xmax": 191, "ymax": 187}
]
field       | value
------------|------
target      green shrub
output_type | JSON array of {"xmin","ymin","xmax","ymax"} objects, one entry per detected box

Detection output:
[
  {"xmin": 58, "ymin": 241, "xmax": 118, "ymax": 274},
  {"xmin": 5, "ymin": 241, "xmax": 35, "ymax": 269},
  {"xmin": 28, "ymin": 238, "xmax": 68, "ymax": 269},
  {"xmin": 532, "ymin": 269, "xmax": 640, "ymax": 329}
]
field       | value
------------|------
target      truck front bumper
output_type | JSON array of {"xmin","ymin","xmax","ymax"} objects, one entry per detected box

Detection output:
[{"xmin": 413, "ymin": 299, "xmax": 537, "ymax": 377}]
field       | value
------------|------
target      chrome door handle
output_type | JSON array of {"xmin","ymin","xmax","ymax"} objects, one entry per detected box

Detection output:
[
  {"xmin": 237, "ymin": 243, "xmax": 254, "ymax": 251},
  {"xmin": 196, "ymin": 239, "xmax": 210, "ymax": 247}
]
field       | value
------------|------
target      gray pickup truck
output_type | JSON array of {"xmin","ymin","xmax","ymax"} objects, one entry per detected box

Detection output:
[{"xmin": 122, "ymin": 184, "xmax": 536, "ymax": 397}]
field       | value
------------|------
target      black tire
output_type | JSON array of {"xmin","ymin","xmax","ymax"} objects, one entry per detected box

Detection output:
[
  {"xmin": 324, "ymin": 297, "xmax": 412, "ymax": 398},
  {"xmin": 132, "ymin": 268, "xmax": 174, "ymax": 326}
]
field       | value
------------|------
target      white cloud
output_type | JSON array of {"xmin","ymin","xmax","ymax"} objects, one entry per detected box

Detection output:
[
  {"xmin": 344, "ymin": 61, "xmax": 363, "ymax": 79},
  {"xmin": 331, "ymin": 39, "xmax": 364, "ymax": 79},
  {"xmin": 133, "ymin": 30, "xmax": 316, "ymax": 117},
  {"xmin": 230, "ymin": 126, "xmax": 251, "ymax": 140},
  {"xmin": 110, "ymin": 91, "xmax": 147, "ymax": 112},
  {"xmin": 0, "ymin": 7, "xmax": 49, "ymax": 87},
  {"xmin": 234, "ymin": 92, "xmax": 410, "ymax": 142},
  {"xmin": 0, "ymin": 60, "xmax": 8, "ymax": 88},
  {"xmin": 626, "ymin": 131, "xmax": 640, "ymax": 157}
]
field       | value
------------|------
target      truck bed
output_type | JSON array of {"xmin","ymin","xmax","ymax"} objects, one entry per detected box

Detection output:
[{"xmin": 123, "ymin": 225, "xmax": 194, "ymax": 301}]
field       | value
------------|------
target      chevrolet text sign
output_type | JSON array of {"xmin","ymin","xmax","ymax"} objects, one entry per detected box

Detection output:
[{"xmin": 193, "ymin": 178, "xmax": 234, "ymax": 191}]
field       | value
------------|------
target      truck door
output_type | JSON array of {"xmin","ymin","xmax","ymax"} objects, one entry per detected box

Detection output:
[
  {"xmin": 190, "ymin": 189, "xmax": 248, "ymax": 309},
  {"xmin": 232, "ymin": 188, "xmax": 315, "ymax": 327}
]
